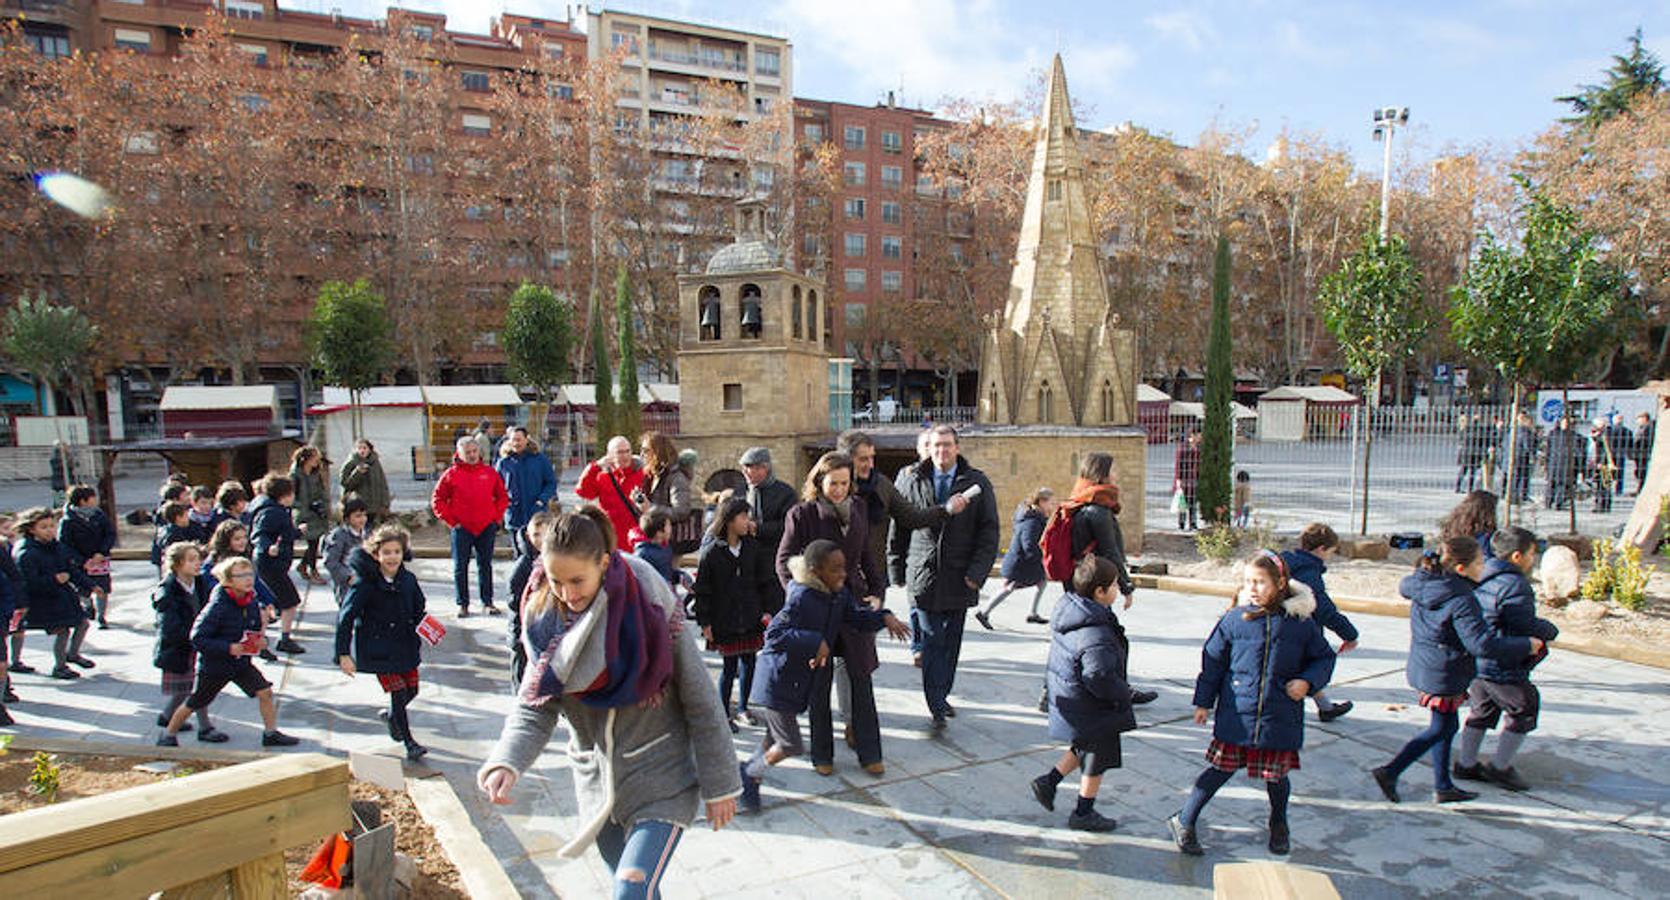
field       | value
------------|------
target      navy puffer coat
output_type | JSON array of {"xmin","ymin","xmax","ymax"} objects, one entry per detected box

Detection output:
[
  {"xmin": 750, "ymin": 556, "xmax": 891, "ymax": 714},
  {"xmin": 1046, "ymin": 592, "xmax": 1136, "ymax": 750},
  {"xmin": 1192, "ymin": 582, "xmax": 1336, "ymax": 751},
  {"xmin": 18, "ymin": 536, "xmax": 93, "ymax": 632},
  {"xmin": 1279, "ymin": 548, "xmax": 1358, "ymax": 642},
  {"xmin": 336, "ymin": 550, "xmax": 426, "ymax": 674},
  {"xmin": 1000, "ymin": 505, "xmax": 1046, "ymax": 586},
  {"xmin": 191, "ymin": 585, "xmax": 265, "ymax": 679},
  {"xmin": 153, "ymin": 573, "xmax": 208, "ymax": 673},
  {"xmin": 1401, "ymin": 567, "xmax": 1534, "ymax": 696},
  {"xmin": 1469, "ymin": 558, "xmax": 1558, "ymax": 684}
]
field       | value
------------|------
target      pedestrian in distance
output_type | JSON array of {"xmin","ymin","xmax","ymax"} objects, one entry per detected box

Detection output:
[
  {"xmin": 1543, "ymin": 417, "xmax": 1584, "ymax": 511},
  {"xmin": 976, "ymin": 487, "xmax": 1055, "ymax": 630},
  {"xmin": 17, "ymin": 506, "xmax": 101, "ymax": 680},
  {"xmin": 289, "ymin": 446, "xmax": 331, "ymax": 586},
  {"xmin": 48, "ymin": 440, "xmax": 78, "ymax": 509},
  {"xmin": 249, "ymin": 474, "xmax": 308, "ymax": 654},
  {"xmin": 497, "ymin": 426, "xmax": 557, "ymax": 559},
  {"xmin": 431, "ymin": 436, "xmax": 510, "ymax": 617},
  {"xmin": 58, "ymin": 484, "xmax": 116, "ymax": 628},
  {"xmin": 480, "ymin": 507, "xmax": 739, "ymax": 893},
  {"xmin": 321, "ymin": 497, "xmax": 371, "ymax": 607},
  {"xmin": 638, "ymin": 431, "xmax": 701, "ymax": 555},
  {"xmin": 1174, "ymin": 430, "xmax": 1202, "ymax": 531},
  {"xmin": 1630, "ymin": 411, "xmax": 1655, "ymax": 495},
  {"xmin": 152, "ymin": 541, "xmax": 224, "ymax": 741},
  {"xmin": 339, "ymin": 439, "xmax": 392, "ymax": 525},
  {"xmin": 159, "ymin": 556, "xmax": 300, "ymax": 748},
  {"xmin": 1031, "ymin": 556, "xmax": 1138, "ymax": 833},
  {"xmin": 1372, "ymin": 536, "xmax": 1543, "ymax": 805},
  {"xmin": 1280, "ymin": 523, "xmax": 1358, "ymax": 722},
  {"xmin": 1233, "ymin": 471, "xmax": 1253, "ymax": 529},
  {"xmin": 337, "ymin": 524, "xmax": 431, "ymax": 760},
  {"xmin": 0, "ymin": 515, "xmax": 18, "ymax": 722},
  {"xmin": 574, "ymin": 435, "xmax": 647, "ymax": 552},
  {"xmin": 1452, "ymin": 527, "xmax": 1558, "ymax": 793},
  {"xmin": 692, "ymin": 497, "xmax": 775, "ymax": 732},
  {"xmin": 1169, "ymin": 550, "xmax": 1335, "ymax": 857},
  {"xmin": 736, "ymin": 446, "xmax": 798, "ymax": 557}
]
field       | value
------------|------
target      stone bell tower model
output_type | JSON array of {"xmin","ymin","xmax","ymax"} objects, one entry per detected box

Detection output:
[
  {"xmin": 675, "ymin": 197, "xmax": 830, "ymax": 487},
  {"xmin": 977, "ymin": 55, "xmax": 1138, "ymax": 427}
]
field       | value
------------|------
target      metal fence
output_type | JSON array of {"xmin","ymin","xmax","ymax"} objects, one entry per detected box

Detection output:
[{"xmin": 1146, "ymin": 404, "xmax": 1648, "ymax": 539}]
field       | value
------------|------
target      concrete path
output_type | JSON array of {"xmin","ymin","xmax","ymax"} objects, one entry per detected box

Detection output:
[{"xmin": 4, "ymin": 560, "xmax": 1667, "ymax": 898}]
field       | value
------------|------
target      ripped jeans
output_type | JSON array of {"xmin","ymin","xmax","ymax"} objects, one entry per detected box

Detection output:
[{"xmin": 596, "ymin": 819, "xmax": 684, "ymax": 900}]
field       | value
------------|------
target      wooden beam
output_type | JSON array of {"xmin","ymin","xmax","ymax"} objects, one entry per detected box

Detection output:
[
  {"xmin": 229, "ymin": 852, "xmax": 289, "ymax": 897},
  {"xmin": 1213, "ymin": 862, "xmax": 1340, "ymax": 900}
]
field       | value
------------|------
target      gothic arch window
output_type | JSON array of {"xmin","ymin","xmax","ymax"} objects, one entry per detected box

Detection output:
[
  {"xmin": 1047, "ymin": 179, "xmax": 1062, "ymax": 202},
  {"xmin": 739, "ymin": 283, "xmax": 763, "ymax": 340},
  {"xmin": 1038, "ymin": 380, "xmax": 1054, "ymax": 421},
  {"xmin": 791, "ymin": 285, "xmax": 803, "ymax": 340},
  {"xmin": 698, "ymin": 285, "xmax": 721, "ymax": 341},
  {"xmin": 988, "ymin": 383, "xmax": 998, "ymax": 418},
  {"xmin": 806, "ymin": 290, "xmax": 818, "ymax": 342},
  {"xmin": 1100, "ymin": 379, "xmax": 1114, "ymax": 422}
]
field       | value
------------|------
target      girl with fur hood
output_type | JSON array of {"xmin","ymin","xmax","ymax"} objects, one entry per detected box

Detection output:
[{"xmin": 1170, "ymin": 550, "xmax": 1336, "ymax": 857}]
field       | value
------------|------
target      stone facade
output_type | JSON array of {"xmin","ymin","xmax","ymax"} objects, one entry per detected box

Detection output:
[{"xmin": 960, "ymin": 426, "xmax": 1146, "ymax": 556}]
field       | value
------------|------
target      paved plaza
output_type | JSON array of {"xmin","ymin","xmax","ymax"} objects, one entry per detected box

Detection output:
[{"xmin": 4, "ymin": 559, "xmax": 1667, "ymax": 898}]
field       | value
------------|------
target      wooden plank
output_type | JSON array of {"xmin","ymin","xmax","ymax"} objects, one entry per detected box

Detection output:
[
  {"xmin": 2, "ymin": 734, "xmax": 267, "ymax": 765},
  {"xmin": 0, "ymin": 784, "xmax": 349, "ymax": 896},
  {"xmin": 155, "ymin": 871, "xmax": 231, "ymax": 900},
  {"xmin": 405, "ymin": 775, "xmax": 521, "ymax": 900},
  {"xmin": 229, "ymin": 852, "xmax": 288, "ymax": 898},
  {"xmin": 0, "ymin": 753, "xmax": 347, "ymax": 873},
  {"xmin": 1213, "ymin": 862, "xmax": 1340, "ymax": 900}
]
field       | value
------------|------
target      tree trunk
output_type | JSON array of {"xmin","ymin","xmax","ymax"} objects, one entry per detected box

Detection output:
[
  {"xmin": 1359, "ymin": 373, "xmax": 1380, "ymax": 536},
  {"xmin": 1565, "ymin": 385, "xmax": 1577, "ymax": 536}
]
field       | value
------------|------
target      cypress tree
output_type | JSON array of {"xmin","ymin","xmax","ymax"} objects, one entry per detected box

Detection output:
[
  {"xmin": 590, "ymin": 291, "xmax": 616, "ymax": 458},
  {"xmin": 614, "ymin": 265, "xmax": 642, "ymax": 446},
  {"xmin": 1197, "ymin": 234, "xmax": 1235, "ymax": 526}
]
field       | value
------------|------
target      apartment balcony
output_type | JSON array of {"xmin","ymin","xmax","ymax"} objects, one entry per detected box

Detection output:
[{"xmin": 643, "ymin": 43, "xmax": 748, "ymax": 80}]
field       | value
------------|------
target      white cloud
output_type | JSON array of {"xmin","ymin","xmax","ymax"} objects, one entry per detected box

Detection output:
[{"xmin": 1145, "ymin": 9, "xmax": 1216, "ymax": 52}]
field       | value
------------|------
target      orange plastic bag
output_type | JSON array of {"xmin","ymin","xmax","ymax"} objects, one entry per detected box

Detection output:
[{"xmin": 299, "ymin": 831, "xmax": 353, "ymax": 888}]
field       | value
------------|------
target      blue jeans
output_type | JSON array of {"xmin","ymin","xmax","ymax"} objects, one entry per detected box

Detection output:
[
  {"xmin": 1386, "ymin": 708, "xmax": 1461, "ymax": 791},
  {"xmin": 916, "ymin": 608, "xmax": 966, "ymax": 716},
  {"xmin": 596, "ymin": 819, "xmax": 684, "ymax": 900},
  {"xmin": 908, "ymin": 608, "xmax": 925, "ymax": 655},
  {"xmin": 450, "ymin": 524, "xmax": 498, "ymax": 608}
]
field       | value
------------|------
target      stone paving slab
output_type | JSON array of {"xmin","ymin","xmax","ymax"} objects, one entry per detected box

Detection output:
[{"xmin": 0, "ymin": 560, "xmax": 1666, "ymax": 898}]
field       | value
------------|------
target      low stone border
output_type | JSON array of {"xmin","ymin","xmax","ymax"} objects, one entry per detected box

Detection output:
[{"xmin": 1130, "ymin": 573, "xmax": 1670, "ymax": 672}]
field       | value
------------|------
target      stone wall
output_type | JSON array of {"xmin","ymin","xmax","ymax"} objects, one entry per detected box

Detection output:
[
  {"xmin": 678, "ymin": 348, "xmax": 829, "ymax": 439},
  {"xmin": 960, "ymin": 425, "xmax": 1147, "ymax": 556}
]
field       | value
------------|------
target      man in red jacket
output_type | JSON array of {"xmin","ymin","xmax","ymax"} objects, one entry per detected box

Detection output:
[
  {"xmin": 574, "ymin": 435, "xmax": 646, "ymax": 551},
  {"xmin": 432, "ymin": 437, "xmax": 510, "ymax": 617}
]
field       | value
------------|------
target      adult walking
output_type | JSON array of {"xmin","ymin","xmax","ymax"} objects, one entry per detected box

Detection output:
[
  {"xmin": 431, "ymin": 437, "xmax": 509, "ymax": 617},
  {"xmin": 1173, "ymin": 431, "xmax": 1201, "ymax": 531},
  {"xmin": 1505, "ymin": 413, "xmax": 1538, "ymax": 505},
  {"xmin": 737, "ymin": 447, "xmax": 797, "ymax": 555},
  {"xmin": 575, "ymin": 436, "xmax": 647, "ymax": 552},
  {"xmin": 290, "ymin": 446, "xmax": 330, "ymax": 585},
  {"xmin": 638, "ymin": 431, "xmax": 699, "ymax": 555},
  {"xmin": 1455, "ymin": 414, "xmax": 1487, "ymax": 494},
  {"xmin": 480, "ymin": 507, "xmax": 739, "ymax": 895},
  {"xmin": 497, "ymin": 427, "xmax": 557, "ymax": 558},
  {"xmin": 1631, "ymin": 411, "xmax": 1655, "ymax": 495},
  {"xmin": 1588, "ymin": 419, "xmax": 1619, "ymax": 513},
  {"xmin": 1060, "ymin": 452, "xmax": 1156, "ymax": 705},
  {"xmin": 1543, "ymin": 417, "xmax": 1584, "ymax": 511},
  {"xmin": 776, "ymin": 451, "xmax": 893, "ymax": 776},
  {"xmin": 48, "ymin": 441, "xmax": 78, "ymax": 509},
  {"xmin": 340, "ymin": 439, "xmax": 392, "ymax": 524},
  {"xmin": 889, "ymin": 425, "xmax": 999, "ymax": 730}
]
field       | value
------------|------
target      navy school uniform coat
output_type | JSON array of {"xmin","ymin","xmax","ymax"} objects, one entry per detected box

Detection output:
[
  {"xmin": 191, "ymin": 584, "xmax": 265, "ymax": 679},
  {"xmin": 1400, "ymin": 567, "xmax": 1535, "ymax": 697},
  {"xmin": 1279, "ymin": 549, "xmax": 1359, "ymax": 642},
  {"xmin": 0, "ymin": 541, "xmax": 17, "ymax": 629},
  {"xmin": 335, "ymin": 547, "xmax": 427, "ymax": 675},
  {"xmin": 18, "ymin": 535, "xmax": 93, "ymax": 631},
  {"xmin": 693, "ymin": 534, "xmax": 775, "ymax": 645},
  {"xmin": 1047, "ymin": 591, "xmax": 1136, "ymax": 751},
  {"xmin": 1192, "ymin": 581, "xmax": 1336, "ymax": 751},
  {"xmin": 153, "ymin": 573, "xmax": 209, "ymax": 673},
  {"xmin": 1471, "ymin": 558, "xmax": 1558, "ymax": 684},
  {"xmin": 151, "ymin": 521, "xmax": 196, "ymax": 568},
  {"xmin": 248, "ymin": 495, "xmax": 300, "ymax": 575},
  {"xmin": 58, "ymin": 506, "xmax": 116, "ymax": 565},
  {"xmin": 750, "ymin": 555, "xmax": 893, "ymax": 714},
  {"xmin": 1000, "ymin": 505, "xmax": 1047, "ymax": 587}
]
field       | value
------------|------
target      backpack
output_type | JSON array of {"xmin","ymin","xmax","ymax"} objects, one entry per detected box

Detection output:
[{"xmin": 1041, "ymin": 504, "xmax": 1092, "ymax": 583}]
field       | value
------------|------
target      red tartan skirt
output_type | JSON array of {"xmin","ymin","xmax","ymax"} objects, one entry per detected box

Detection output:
[
  {"xmin": 376, "ymin": 668, "xmax": 420, "ymax": 693},
  {"xmin": 1420, "ymin": 692, "xmax": 1467, "ymax": 713},
  {"xmin": 1206, "ymin": 739, "xmax": 1301, "ymax": 781},
  {"xmin": 708, "ymin": 634, "xmax": 764, "ymax": 657}
]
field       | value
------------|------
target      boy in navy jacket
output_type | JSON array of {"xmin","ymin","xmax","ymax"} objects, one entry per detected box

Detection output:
[
  {"xmin": 1280, "ymin": 523, "xmax": 1359, "ymax": 722},
  {"xmin": 1453, "ymin": 527, "xmax": 1559, "ymax": 792}
]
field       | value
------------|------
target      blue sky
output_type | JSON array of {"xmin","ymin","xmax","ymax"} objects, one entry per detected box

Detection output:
[{"xmin": 313, "ymin": 1, "xmax": 1668, "ymax": 172}]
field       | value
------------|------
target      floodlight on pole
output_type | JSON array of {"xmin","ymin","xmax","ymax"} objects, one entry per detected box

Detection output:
[{"xmin": 1372, "ymin": 106, "xmax": 1409, "ymax": 242}]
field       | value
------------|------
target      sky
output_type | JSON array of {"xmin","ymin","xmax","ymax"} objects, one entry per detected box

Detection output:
[{"xmin": 308, "ymin": 0, "xmax": 1669, "ymax": 173}]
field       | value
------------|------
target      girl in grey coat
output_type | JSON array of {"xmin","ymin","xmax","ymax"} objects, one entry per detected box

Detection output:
[{"xmin": 479, "ymin": 506, "xmax": 740, "ymax": 896}]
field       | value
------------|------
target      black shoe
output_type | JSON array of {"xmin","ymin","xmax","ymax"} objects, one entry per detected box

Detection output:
[
  {"xmin": 1129, "ymin": 689, "xmax": 1158, "ymax": 705},
  {"xmin": 197, "ymin": 727, "xmax": 229, "ymax": 743},
  {"xmin": 1317, "ymin": 700, "xmax": 1354, "ymax": 722},
  {"xmin": 1435, "ymin": 787, "xmax": 1479, "ymax": 804},
  {"xmin": 728, "ymin": 717, "xmax": 740, "ymax": 734},
  {"xmin": 262, "ymin": 730, "xmax": 300, "ymax": 747},
  {"xmin": 930, "ymin": 714, "xmax": 947, "ymax": 731},
  {"xmin": 1030, "ymin": 775, "xmax": 1057, "ymax": 812},
  {"xmin": 98, "ymin": 617, "xmax": 110, "ymax": 630},
  {"xmin": 1167, "ymin": 814, "xmax": 1203, "ymax": 856},
  {"xmin": 405, "ymin": 741, "xmax": 429, "ymax": 761},
  {"xmin": 275, "ymin": 638, "xmax": 306, "ymax": 655},
  {"xmin": 2, "ymin": 686, "xmax": 16, "ymax": 704},
  {"xmin": 378, "ymin": 709, "xmax": 400, "ymax": 741},
  {"xmin": 8, "ymin": 662, "xmax": 35, "ymax": 674},
  {"xmin": 456, "ymin": 606, "xmax": 471, "ymax": 619},
  {"xmin": 1268, "ymin": 821, "xmax": 1290, "ymax": 855},
  {"xmin": 0, "ymin": 706, "xmax": 11, "ymax": 726},
  {"xmin": 68, "ymin": 655, "xmax": 95, "ymax": 669},
  {"xmin": 258, "ymin": 648, "xmax": 279, "ymax": 662},
  {"xmin": 154, "ymin": 715, "xmax": 195, "ymax": 733},
  {"xmin": 50, "ymin": 665, "xmax": 80, "ymax": 680},
  {"xmin": 156, "ymin": 734, "xmax": 178, "ymax": 747},
  {"xmin": 483, "ymin": 604, "xmax": 502, "ymax": 616},
  {"xmin": 1372, "ymin": 766, "xmax": 1401, "ymax": 803},
  {"xmin": 1068, "ymin": 809, "xmax": 1118, "ymax": 832},
  {"xmin": 942, "ymin": 704, "xmax": 956, "ymax": 718},
  {"xmin": 1485, "ymin": 765, "xmax": 1530, "ymax": 792},
  {"xmin": 974, "ymin": 611, "xmax": 993, "ymax": 631},
  {"xmin": 1025, "ymin": 614, "xmax": 1049, "ymax": 625},
  {"xmin": 1452, "ymin": 762, "xmax": 1489, "ymax": 782}
]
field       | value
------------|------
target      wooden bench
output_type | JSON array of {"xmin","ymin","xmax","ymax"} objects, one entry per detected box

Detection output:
[{"xmin": 1214, "ymin": 861, "xmax": 1340, "ymax": 900}]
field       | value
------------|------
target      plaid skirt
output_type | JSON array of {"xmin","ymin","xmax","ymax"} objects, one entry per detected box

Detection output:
[
  {"xmin": 1420, "ymin": 692, "xmax": 1467, "ymax": 713},
  {"xmin": 1205, "ymin": 739, "xmax": 1301, "ymax": 782},
  {"xmin": 708, "ymin": 634, "xmax": 764, "ymax": 656},
  {"xmin": 161, "ymin": 654, "xmax": 197, "ymax": 695},
  {"xmin": 376, "ymin": 668, "xmax": 421, "ymax": 693}
]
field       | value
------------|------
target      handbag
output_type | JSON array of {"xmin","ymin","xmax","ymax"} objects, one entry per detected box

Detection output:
[{"xmin": 1170, "ymin": 487, "xmax": 1188, "ymax": 514}]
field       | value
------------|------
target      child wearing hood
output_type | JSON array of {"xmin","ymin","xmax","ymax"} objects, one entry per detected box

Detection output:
[
  {"xmin": 1030, "ymin": 555, "xmax": 1136, "ymax": 833},
  {"xmin": 1169, "ymin": 550, "xmax": 1335, "ymax": 857},
  {"xmin": 1372, "ymin": 536, "xmax": 1543, "ymax": 806},
  {"xmin": 1279, "ymin": 523, "xmax": 1359, "ymax": 721}
]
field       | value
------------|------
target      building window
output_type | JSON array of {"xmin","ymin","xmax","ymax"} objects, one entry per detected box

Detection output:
[
  {"xmin": 843, "ymin": 198, "xmax": 865, "ymax": 220},
  {"xmin": 124, "ymin": 131, "xmax": 160, "ymax": 155},
  {"xmin": 844, "ymin": 268, "xmax": 866, "ymax": 291},
  {"xmin": 739, "ymin": 283, "xmax": 763, "ymax": 340},
  {"xmin": 843, "ymin": 125, "xmax": 865, "ymax": 150},
  {"xmin": 843, "ymin": 162, "xmax": 865, "ymax": 187},
  {"xmin": 722, "ymin": 383, "xmax": 743, "ymax": 411},
  {"xmin": 411, "ymin": 24, "xmax": 434, "ymax": 41},
  {"xmin": 801, "ymin": 232, "xmax": 822, "ymax": 260},
  {"xmin": 803, "ymin": 123, "xmax": 825, "ymax": 144},
  {"xmin": 113, "ymin": 28, "xmax": 151, "ymax": 52},
  {"xmin": 545, "ymin": 42, "xmax": 565, "ymax": 60},
  {"xmin": 807, "ymin": 291, "xmax": 818, "ymax": 341},
  {"xmin": 550, "ymin": 83, "xmax": 574, "ymax": 100},
  {"xmin": 224, "ymin": 0, "xmax": 264, "ymax": 20},
  {"xmin": 881, "ymin": 236, "xmax": 901, "ymax": 259},
  {"xmin": 236, "ymin": 43, "xmax": 268, "ymax": 66},
  {"xmin": 462, "ymin": 113, "xmax": 492, "ymax": 136},
  {"xmin": 238, "ymin": 94, "xmax": 269, "ymax": 113},
  {"xmin": 611, "ymin": 30, "xmax": 639, "ymax": 54},
  {"xmin": 845, "ymin": 303, "xmax": 866, "ymax": 331},
  {"xmin": 915, "ymin": 174, "xmax": 935, "ymax": 195},
  {"xmin": 844, "ymin": 233, "xmax": 866, "ymax": 258},
  {"xmin": 755, "ymin": 47, "xmax": 780, "ymax": 76},
  {"xmin": 699, "ymin": 286, "xmax": 722, "ymax": 341},
  {"xmin": 1039, "ymin": 381, "xmax": 1054, "ymax": 421},
  {"xmin": 1100, "ymin": 380, "xmax": 1115, "ymax": 422},
  {"xmin": 882, "ymin": 130, "xmax": 902, "ymax": 153},
  {"xmin": 881, "ymin": 201, "xmax": 902, "ymax": 225},
  {"xmin": 465, "ymin": 205, "xmax": 489, "ymax": 221},
  {"xmin": 461, "ymin": 70, "xmax": 491, "ymax": 93},
  {"xmin": 26, "ymin": 31, "xmax": 72, "ymax": 59},
  {"xmin": 405, "ymin": 153, "xmax": 434, "ymax": 175},
  {"xmin": 1047, "ymin": 179, "xmax": 1063, "ymax": 202},
  {"xmin": 881, "ymin": 166, "xmax": 903, "ymax": 189},
  {"xmin": 791, "ymin": 285, "xmax": 803, "ymax": 339},
  {"xmin": 548, "ymin": 248, "xmax": 570, "ymax": 269},
  {"xmin": 881, "ymin": 271, "xmax": 902, "ymax": 294},
  {"xmin": 754, "ymin": 97, "xmax": 773, "ymax": 115}
]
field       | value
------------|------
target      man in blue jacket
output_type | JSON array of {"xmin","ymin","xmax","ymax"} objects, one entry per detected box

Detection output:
[{"xmin": 496, "ymin": 427, "xmax": 556, "ymax": 559}]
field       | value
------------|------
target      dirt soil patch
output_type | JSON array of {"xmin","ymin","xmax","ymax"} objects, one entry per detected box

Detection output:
[
  {"xmin": 280, "ymin": 780, "xmax": 468, "ymax": 899},
  {"xmin": 1137, "ymin": 530, "xmax": 1670, "ymax": 648}
]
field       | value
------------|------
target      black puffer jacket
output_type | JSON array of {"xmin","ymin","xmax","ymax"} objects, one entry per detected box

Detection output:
[
  {"xmin": 692, "ymin": 535, "xmax": 774, "ymax": 644},
  {"xmin": 336, "ymin": 549, "xmax": 426, "ymax": 674},
  {"xmin": 18, "ymin": 535, "xmax": 92, "ymax": 631},
  {"xmin": 887, "ymin": 456, "xmax": 1000, "ymax": 612}
]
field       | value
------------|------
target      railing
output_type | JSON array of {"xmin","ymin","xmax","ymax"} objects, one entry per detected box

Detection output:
[{"xmin": 646, "ymin": 45, "xmax": 746, "ymax": 73}]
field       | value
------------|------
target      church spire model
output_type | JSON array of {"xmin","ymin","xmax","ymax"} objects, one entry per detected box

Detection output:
[{"xmin": 977, "ymin": 55, "xmax": 1136, "ymax": 426}]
